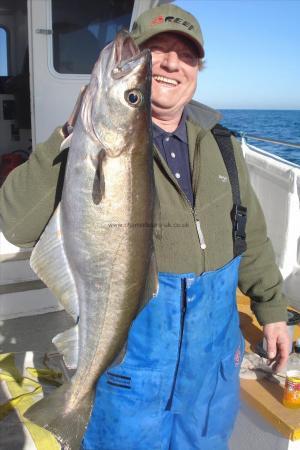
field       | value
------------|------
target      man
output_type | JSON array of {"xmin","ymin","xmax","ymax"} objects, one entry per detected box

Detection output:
[{"xmin": 0, "ymin": 4, "xmax": 289, "ymax": 450}]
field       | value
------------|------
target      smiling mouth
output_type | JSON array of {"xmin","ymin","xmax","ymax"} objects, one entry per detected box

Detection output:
[{"xmin": 153, "ymin": 75, "xmax": 179, "ymax": 86}]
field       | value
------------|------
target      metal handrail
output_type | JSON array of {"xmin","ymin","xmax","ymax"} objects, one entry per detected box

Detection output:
[{"xmin": 235, "ymin": 132, "xmax": 300, "ymax": 149}]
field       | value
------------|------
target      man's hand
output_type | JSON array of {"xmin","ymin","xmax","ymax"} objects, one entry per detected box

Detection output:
[{"xmin": 263, "ymin": 321, "xmax": 290, "ymax": 373}]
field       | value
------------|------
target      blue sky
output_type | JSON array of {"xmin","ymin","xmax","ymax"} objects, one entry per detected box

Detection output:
[
  {"xmin": 0, "ymin": 1, "xmax": 298, "ymax": 110},
  {"xmin": 175, "ymin": 0, "xmax": 300, "ymax": 109}
]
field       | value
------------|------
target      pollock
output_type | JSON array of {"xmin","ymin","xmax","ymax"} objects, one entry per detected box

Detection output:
[{"xmin": 24, "ymin": 30, "xmax": 156, "ymax": 449}]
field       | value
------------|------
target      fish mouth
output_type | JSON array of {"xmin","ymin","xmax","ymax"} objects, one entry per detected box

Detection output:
[{"xmin": 111, "ymin": 30, "xmax": 149, "ymax": 79}]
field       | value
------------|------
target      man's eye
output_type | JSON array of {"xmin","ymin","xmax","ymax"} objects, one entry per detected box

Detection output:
[
  {"xmin": 179, "ymin": 52, "xmax": 198, "ymax": 66},
  {"xmin": 180, "ymin": 52, "xmax": 192, "ymax": 59}
]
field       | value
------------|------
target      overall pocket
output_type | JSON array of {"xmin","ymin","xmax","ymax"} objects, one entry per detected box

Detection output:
[
  {"xmin": 83, "ymin": 366, "xmax": 169, "ymax": 450},
  {"xmin": 205, "ymin": 333, "xmax": 245, "ymax": 438},
  {"xmin": 96, "ymin": 364, "xmax": 166, "ymax": 411}
]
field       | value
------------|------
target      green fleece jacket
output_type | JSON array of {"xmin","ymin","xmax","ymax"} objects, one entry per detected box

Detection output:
[{"xmin": 0, "ymin": 100, "xmax": 287, "ymax": 325}]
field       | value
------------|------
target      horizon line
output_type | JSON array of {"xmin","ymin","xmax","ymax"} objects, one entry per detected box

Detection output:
[{"xmin": 216, "ymin": 108, "xmax": 300, "ymax": 111}]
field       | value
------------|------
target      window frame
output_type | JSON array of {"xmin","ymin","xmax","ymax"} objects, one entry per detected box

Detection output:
[
  {"xmin": 47, "ymin": 1, "xmax": 87, "ymax": 81},
  {"xmin": 48, "ymin": 0, "xmax": 134, "ymax": 78}
]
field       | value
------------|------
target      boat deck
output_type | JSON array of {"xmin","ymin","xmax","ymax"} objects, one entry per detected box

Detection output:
[
  {"xmin": 0, "ymin": 310, "xmax": 73, "ymax": 354},
  {"xmin": 1, "ymin": 295, "xmax": 300, "ymax": 448}
]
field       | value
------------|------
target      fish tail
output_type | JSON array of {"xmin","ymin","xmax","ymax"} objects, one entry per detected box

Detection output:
[{"xmin": 24, "ymin": 382, "xmax": 93, "ymax": 449}]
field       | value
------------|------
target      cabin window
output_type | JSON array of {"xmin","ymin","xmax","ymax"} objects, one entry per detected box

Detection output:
[
  {"xmin": 51, "ymin": 0, "xmax": 134, "ymax": 74},
  {"xmin": 0, "ymin": 27, "xmax": 9, "ymax": 76}
]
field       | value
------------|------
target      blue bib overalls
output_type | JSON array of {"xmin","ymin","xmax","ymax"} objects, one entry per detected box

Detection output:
[{"xmin": 82, "ymin": 256, "xmax": 244, "ymax": 450}]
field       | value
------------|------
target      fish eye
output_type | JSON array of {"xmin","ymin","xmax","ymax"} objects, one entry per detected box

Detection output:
[{"xmin": 125, "ymin": 89, "xmax": 143, "ymax": 107}]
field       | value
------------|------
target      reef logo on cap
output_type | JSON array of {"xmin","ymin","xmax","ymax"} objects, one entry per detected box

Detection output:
[
  {"xmin": 151, "ymin": 15, "xmax": 164, "ymax": 25},
  {"xmin": 150, "ymin": 15, "xmax": 194, "ymax": 31}
]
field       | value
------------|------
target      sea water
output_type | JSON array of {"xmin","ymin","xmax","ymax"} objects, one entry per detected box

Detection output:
[{"xmin": 220, "ymin": 109, "xmax": 300, "ymax": 166}]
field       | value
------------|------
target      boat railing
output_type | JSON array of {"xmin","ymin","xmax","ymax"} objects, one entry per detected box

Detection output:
[
  {"xmin": 234, "ymin": 132, "xmax": 300, "ymax": 150},
  {"xmin": 239, "ymin": 135, "xmax": 300, "ymax": 311}
]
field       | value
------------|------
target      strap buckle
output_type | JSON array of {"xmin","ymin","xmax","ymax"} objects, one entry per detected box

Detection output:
[{"xmin": 231, "ymin": 204, "xmax": 247, "ymax": 241}]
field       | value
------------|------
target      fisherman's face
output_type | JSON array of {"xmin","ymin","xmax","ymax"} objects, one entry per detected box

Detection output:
[{"xmin": 141, "ymin": 32, "xmax": 199, "ymax": 119}]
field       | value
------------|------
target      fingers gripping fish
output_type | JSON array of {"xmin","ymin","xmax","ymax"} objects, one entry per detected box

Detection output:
[{"xmin": 24, "ymin": 30, "xmax": 157, "ymax": 449}]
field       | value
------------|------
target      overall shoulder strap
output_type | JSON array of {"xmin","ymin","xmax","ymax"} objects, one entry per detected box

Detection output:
[{"xmin": 211, "ymin": 124, "xmax": 247, "ymax": 256}]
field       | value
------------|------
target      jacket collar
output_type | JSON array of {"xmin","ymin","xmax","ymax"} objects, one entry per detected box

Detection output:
[
  {"xmin": 152, "ymin": 109, "xmax": 188, "ymax": 143},
  {"xmin": 185, "ymin": 100, "xmax": 222, "ymax": 131}
]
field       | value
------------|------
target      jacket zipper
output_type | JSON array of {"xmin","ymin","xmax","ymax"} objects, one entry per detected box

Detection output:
[
  {"xmin": 153, "ymin": 145, "xmax": 207, "ymax": 251},
  {"xmin": 195, "ymin": 217, "xmax": 207, "ymax": 250},
  {"xmin": 166, "ymin": 279, "xmax": 187, "ymax": 410},
  {"xmin": 189, "ymin": 205, "xmax": 206, "ymax": 250},
  {"xmin": 180, "ymin": 191, "xmax": 207, "ymax": 251},
  {"xmin": 181, "ymin": 199, "xmax": 207, "ymax": 252}
]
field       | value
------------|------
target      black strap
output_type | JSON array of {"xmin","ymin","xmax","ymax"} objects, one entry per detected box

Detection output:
[{"xmin": 211, "ymin": 124, "xmax": 247, "ymax": 256}]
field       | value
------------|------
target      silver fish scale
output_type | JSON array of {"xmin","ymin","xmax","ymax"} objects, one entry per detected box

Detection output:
[{"xmin": 25, "ymin": 30, "xmax": 155, "ymax": 449}]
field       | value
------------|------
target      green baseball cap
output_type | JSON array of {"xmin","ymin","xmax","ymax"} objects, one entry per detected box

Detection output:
[{"xmin": 131, "ymin": 4, "xmax": 204, "ymax": 58}]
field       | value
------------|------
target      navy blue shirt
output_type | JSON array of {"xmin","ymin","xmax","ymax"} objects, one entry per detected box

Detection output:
[{"xmin": 153, "ymin": 110, "xmax": 194, "ymax": 206}]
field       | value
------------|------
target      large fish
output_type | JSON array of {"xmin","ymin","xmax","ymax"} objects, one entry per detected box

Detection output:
[{"xmin": 24, "ymin": 30, "xmax": 156, "ymax": 449}]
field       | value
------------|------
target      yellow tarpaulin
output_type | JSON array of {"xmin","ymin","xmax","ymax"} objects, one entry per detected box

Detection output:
[{"xmin": 0, "ymin": 352, "xmax": 62, "ymax": 450}]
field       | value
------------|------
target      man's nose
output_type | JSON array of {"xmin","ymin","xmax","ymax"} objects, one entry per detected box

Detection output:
[{"xmin": 161, "ymin": 51, "xmax": 180, "ymax": 70}]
